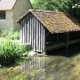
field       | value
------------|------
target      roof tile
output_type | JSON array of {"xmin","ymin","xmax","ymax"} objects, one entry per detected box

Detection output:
[
  {"xmin": 17, "ymin": 9, "xmax": 80, "ymax": 34},
  {"xmin": 0, "ymin": 0, "xmax": 16, "ymax": 10},
  {"xmin": 32, "ymin": 10, "xmax": 80, "ymax": 33}
]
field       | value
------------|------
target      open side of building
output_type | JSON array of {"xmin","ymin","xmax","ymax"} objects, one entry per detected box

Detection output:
[{"xmin": 17, "ymin": 9, "xmax": 80, "ymax": 54}]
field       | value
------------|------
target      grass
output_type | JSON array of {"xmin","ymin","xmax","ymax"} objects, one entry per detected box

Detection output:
[
  {"xmin": 0, "ymin": 30, "xmax": 20, "ymax": 40},
  {"xmin": 0, "ymin": 30, "xmax": 30, "ymax": 66},
  {"xmin": 0, "ymin": 40, "xmax": 28, "ymax": 66}
]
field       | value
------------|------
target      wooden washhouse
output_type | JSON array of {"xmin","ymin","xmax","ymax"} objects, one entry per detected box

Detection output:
[{"xmin": 17, "ymin": 9, "xmax": 80, "ymax": 54}]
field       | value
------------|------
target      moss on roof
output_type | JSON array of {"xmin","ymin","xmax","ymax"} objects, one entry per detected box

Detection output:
[
  {"xmin": 33, "ymin": 11, "xmax": 80, "ymax": 33},
  {"xmin": 17, "ymin": 9, "xmax": 80, "ymax": 34}
]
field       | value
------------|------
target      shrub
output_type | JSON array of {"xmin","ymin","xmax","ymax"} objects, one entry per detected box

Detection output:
[
  {"xmin": 0, "ymin": 30, "xmax": 20, "ymax": 40},
  {"xmin": 0, "ymin": 40, "xmax": 28, "ymax": 66},
  {"xmin": 0, "ymin": 30, "xmax": 9, "ymax": 37},
  {"xmin": 7, "ymin": 30, "xmax": 20, "ymax": 40}
]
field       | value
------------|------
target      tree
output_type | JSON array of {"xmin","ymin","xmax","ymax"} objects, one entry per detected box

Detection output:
[{"xmin": 32, "ymin": 0, "xmax": 80, "ymax": 18}]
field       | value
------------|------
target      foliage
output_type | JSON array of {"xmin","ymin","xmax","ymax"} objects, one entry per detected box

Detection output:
[
  {"xmin": 7, "ymin": 30, "xmax": 20, "ymax": 40},
  {"xmin": 0, "ymin": 30, "xmax": 9, "ymax": 37},
  {"xmin": 0, "ymin": 40, "xmax": 28, "ymax": 65},
  {"xmin": 32, "ymin": 0, "xmax": 80, "ymax": 18},
  {"xmin": 0, "ymin": 30, "xmax": 20, "ymax": 40}
]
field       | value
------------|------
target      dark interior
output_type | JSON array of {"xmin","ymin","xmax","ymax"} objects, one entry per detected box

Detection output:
[{"xmin": 46, "ymin": 31, "xmax": 80, "ymax": 54}]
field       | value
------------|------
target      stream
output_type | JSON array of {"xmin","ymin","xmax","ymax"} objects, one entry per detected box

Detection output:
[
  {"xmin": 0, "ymin": 46, "xmax": 80, "ymax": 80},
  {"xmin": 21, "ymin": 55, "xmax": 80, "ymax": 80}
]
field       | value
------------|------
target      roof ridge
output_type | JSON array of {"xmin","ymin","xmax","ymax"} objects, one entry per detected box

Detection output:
[
  {"xmin": 29, "ymin": 9, "xmax": 45, "ymax": 12},
  {"xmin": 29, "ymin": 9, "xmax": 64, "ymax": 13}
]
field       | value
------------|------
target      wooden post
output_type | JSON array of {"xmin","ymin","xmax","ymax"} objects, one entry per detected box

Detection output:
[
  {"xmin": 65, "ymin": 32, "xmax": 69, "ymax": 48},
  {"xmin": 57, "ymin": 34, "xmax": 58, "ymax": 42},
  {"xmin": 65, "ymin": 32, "xmax": 69, "ymax": 56}
]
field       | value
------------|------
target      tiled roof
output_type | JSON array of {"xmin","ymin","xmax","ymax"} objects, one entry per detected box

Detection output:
[
  {"xmin": 0, "ymin": 0, "xmax": 16, "ymax": 10},
  {"xmin": 17, "ymin": 9, "xmax": 80, "ymax": 34}
]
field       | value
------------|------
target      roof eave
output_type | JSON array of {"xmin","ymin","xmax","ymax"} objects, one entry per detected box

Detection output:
[
  {"xmin": 0, "ymin": 9, "xmax": 13, "ymax": 11},
  {"xmin": 16, "ymin": 10, "xmax": 32, "ymax": 23},
  {"xmin": 0, "ymin": 0, "xmax": 17, "ymax": 11},
  {"xmin": 12, "ymin": 0, "xmax": 17, "ymax": 10},
  {"xmin": 16, "ymin": 9, "xmax": 54, "ymax": 34}
]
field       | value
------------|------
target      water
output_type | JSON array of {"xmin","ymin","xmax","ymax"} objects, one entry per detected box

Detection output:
[
  {"xmin": 21, "ymin": 54, "xmax": 80, "ymax": 80},
  {"xmin": 0, "ymin": 47, "xmax": 80, "ymax": 80}
]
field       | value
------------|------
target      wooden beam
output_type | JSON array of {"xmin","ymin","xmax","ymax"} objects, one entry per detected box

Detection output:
[
  {"xmin": 65, "ymin": 32, "xmax": 69, "ymax": 48},
  {"xmin": 65, "ymin": 32, "xmax": 70, "ymax": 57},
  {"xmin": 57, "ymin": 34, "xmax": 58, "ymax": 42},
  {"xmin": 69, "ymin": 39, "xmax": 80, "ymax": 45},
  {"xmin": 46, "ymin": 43, "xmax": 65, "ymax": 51}
]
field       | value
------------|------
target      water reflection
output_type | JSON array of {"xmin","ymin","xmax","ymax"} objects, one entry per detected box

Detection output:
[
  {"xmin": 21, "ymin": 57, "xmax": 46, "ymax": 80},
  {"xmin": 1, "ymin": 42, "xmax": 80, "ymax": 80},
  {"xmin": 20, "ymin": 52, "xmax": 80, "ymax": 80},
  {"xmin": 20, "ymin": 46, "xmax": 80, "ymax": 80}
]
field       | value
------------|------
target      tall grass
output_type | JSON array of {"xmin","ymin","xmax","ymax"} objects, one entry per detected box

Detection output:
[
  {"xmin": 0, "ymin": 40, "xmax": 28, "ymax": 66},
  {"xmin": 0, "ymin": 30, "xmax": 20, "ymax": 40}
]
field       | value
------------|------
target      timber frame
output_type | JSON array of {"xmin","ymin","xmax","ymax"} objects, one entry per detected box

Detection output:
[{"xmin": 17, "ymin": 9, "xmax": 80, "ymax": 54}]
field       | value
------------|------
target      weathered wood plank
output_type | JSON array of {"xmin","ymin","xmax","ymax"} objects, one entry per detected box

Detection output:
[
  {"xmin": 41, "ymin": 25, "xmax": 45, "ymax": 52},
  {"xmin": 31, "ymin": 15, "xmax": 34, "ymax": 49},
  {"xmin": 25, "ymin": 18, "xmax": 27, "ymax": 44},
  {"xmin": 19, "ymin": 14, "xmax": 47, "ymax": 53},
  {"xmin": 36, "ymin": 19, "xmax": 39, "ymax": 51},
  {"xmin": 22, "ymin": 20, "xmax": 24, "ymax": 43},
  {"xmin": 23, "ymin": 19, "xmax": 25, "ymax": 44},
  {"xmin": 28, "ymin": 15, "xmax": 31, "ymax": 44},
  {"xmin": 38, "ymin": 22, "xmax": 41, "ymax": 52},
  {"xmin": 33, "ymin": 16, "xmax": 35, "ymax": 50},
  {"xmin": 40, "ymin": 24, "xmax": 43, "ymax": 52},
  {"xmin": 43, "ymin": 26, "xmax": 45, "ymax": 52},
  {"xmin": 26, "ymin": 17, "xmax": 28, "ymax": 44},
  {"xmin": 29, "ymin": 15, "xmax": 32, "ymax": 45},
  {"xmin": 24, "ymin": 18, "xmax": 26, "ymax": 43},
  {"xmin": 47, "ymin": 43, "xmax": 66, "ymax": 51},
  {"xmin": 26, "ymin": 16, "xmax": 30, "ymax": 44},
  {"xmin": 20, "ymin": 21, "xmax": 23, "ymax": 43}
]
